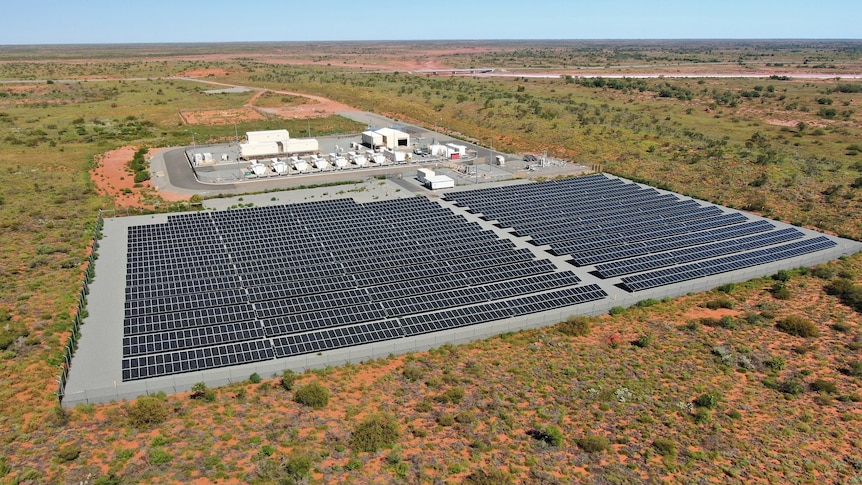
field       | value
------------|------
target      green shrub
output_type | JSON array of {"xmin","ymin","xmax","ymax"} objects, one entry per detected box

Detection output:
[
  {"xmin": 704, "ymin": 296, "xmax": 735, "ymax": 310},
  {"xmin": 56, "ymin": 444, "xmax": 81, "ymax": 462},
  {"xmin": 133, "ymin": 170, "xmax": 150, "ymax": 183},
  {"xmin": 148, "ymin": 448, "xmax": 172, "ymax": 465},
  {"xmin": 191, "ymin": 382, "xmax": 216, "ymax": 402},
  {"xmin": 810, "ymin": 379, "xmax": 838, "ymax": 394},
  {"xmin": 293, "ymin": 382, "xmax": 330, "ymax": 409},
  {"xmin": 284, "ymin": 455, "xmax": 312, "ymax": 482},
  {"xmin": 632, "ymin": 333, "xmax": 654, "ymax": 348},
  {"xmin": 847, "ymin": 361, "xmax": 862, "ymax": 377},
  {"xmin": 764, "ymin": 355, "xmax": 786, "ymax": 371},
  {"xmin": 773, "ymin": 270, "xmax": 792, "ymax": 282},
  {"xmin": 126, "ymin": 396, "xmax": 170, "ymax": 428},
  {"xmin": 455, "ymin": 411, "xmax": 476, "ymax": 424},
  {"xmin": 575, "ymin": 434, "xmax": 608, "ymax": 453},
  {"xmin": 558, "ymin": 316, "xmax": 592, "ymax": 337},
  {"xmin": 530, "ymin": 425, "xmax": 564, "ymax": 447},
  {"xmin": 402, "ymin": 365, "xmax": 424, "ymax": 382},
  {"xmin": 350, "ymin": 414, "xmax": 401, "ymax": 452},
  {"xmin": 249, "ymin": 372, "xmax": 261, "ymax": 384},
  {"xmin": 652, "ymin": 438, "xmax": 677, "ymax": 458},
  {"xmin": 776, "ymin": 316, "xmax": 819, "ymax": 337},
  {"xmin": 779, "ymin": 379, "xmax": 805, "ymax": 395},
  {"xmin": 636, "ymin": 298, "xmax": 660, "ymax": 308},
  {"xmin": 435, "ymin": 386, "xmax": 465, "ymax": 404},
  {"xmin": 693, "ymin": 392, "xmax": 722, "ymax": 409},
  {"xmin": 772, "ymin": 283, "xmax": 792, "ymax": 300},
  {"xmin": 464, "ymin": 468, "xmax": 514, "ymax": 485},
  {"xmin": 414, "ymin": 400, "xmax": 432, "ymax": 412},
  {"xmin": 280, "ymin": 369, "xmax": 297, "ymax": 391},
  {"xmin": 717, "ymin": 283, "xmax": 736, "ymax": 293},
  {"xmin": 824, "ymin": 278, "xmax": 862, "ymax": 313},
  {"xmin": 693, "ymin": 408, "xmax": 712, "ymax": 424},
  {"xmin": 437, "ymin": 413, "xmax": 455, "ymax": 426},
  {"xmin": 812, "ymin": 266, "xmax": 836, "ymax": 279},
  {"xmin": 609, "ymin": 306, "xmax": 625, "ymax": 315}
]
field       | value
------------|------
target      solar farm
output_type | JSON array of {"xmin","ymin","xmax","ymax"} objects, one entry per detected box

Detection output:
[{"xmin": 63, "ymin": 174, "xmax": 861, "ymax": 405}]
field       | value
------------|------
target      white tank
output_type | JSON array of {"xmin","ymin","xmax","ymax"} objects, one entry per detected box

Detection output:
[
  {"xmin": 314, "ymin": 158, "xmax": 329, "ymax": 170},
  {"xmin": 293, "ymin": 160, "xmax": 308, "ymax": 172},
  {"xmin": 334, "ymin": 157, "xmax": 348, "ymax": 168}
]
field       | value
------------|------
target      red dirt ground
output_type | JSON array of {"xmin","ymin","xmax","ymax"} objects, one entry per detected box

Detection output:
[{"xmin": 90, "ymin": 146, "xmax": 188, "ymax": 208}]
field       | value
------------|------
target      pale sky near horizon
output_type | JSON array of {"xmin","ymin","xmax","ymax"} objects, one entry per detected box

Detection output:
[{"xmin": 2, "ymin": 0, "xmax": 859, "ymax": 45}]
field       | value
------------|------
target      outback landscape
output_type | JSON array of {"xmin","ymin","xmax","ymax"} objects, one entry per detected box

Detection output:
[{"xmin": 0, "ymin": 40, "xmax": 861, "ymax": 484}]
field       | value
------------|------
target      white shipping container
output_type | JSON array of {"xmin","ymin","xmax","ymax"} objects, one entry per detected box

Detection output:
[
  {"xmin": 426, "ymin": 175, "xmax": 455, "ymax": 190},
  {"xmin": 417, "ymin": 168, "xmax": 435, "ymax": 183}
]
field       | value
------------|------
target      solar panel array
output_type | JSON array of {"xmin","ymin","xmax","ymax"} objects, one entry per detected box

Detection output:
[
  {"xmin": 444, "ymin": 174, "xmax": 837, "ymax": 293},
  {"xmin": 122, "ymin": 197, "xmax": 606, "ymax": 381}
]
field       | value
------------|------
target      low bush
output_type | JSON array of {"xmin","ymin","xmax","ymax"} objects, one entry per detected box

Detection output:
[
  {"xmin": 558, "ymin": 316, "xmax": 592, "ymax": 337},
  {"xmin": 704, "ymin": 296, "xmax": 735, "ymax": 310},
  {"xmin": 576, "ymin": 434, "xmax": 609, "ymax": 453},
  {"xmin": 126, "ymin": 396, "xmax": 170, "ymax": 428},
  {"xmin": 846, "ymin": 361, "xmax": 862, "ymax": 377},
  {"xmin": 249, "ymin": 373, "xmax": 261, "ymax": 384},
  {"xmin": 776, "ymin": 316, "xmax": 819, "ymax": 337},
  {"xmin": 825, "ymin": 278, "xmax": 862, "ymax": 312},
  {"xmin": 464, "ymin": 468, "xmax": 514, "ymax": 485},
  {"xmin": 632, "ymin": 333, "xmax": 654, "ymax": 348},
  {"xmin": 810, "ymin": 379, "xmax": 838, "ymax": 394},
  {"xmin": 350, "ymin": 414, "xmax": 401, "ymax": 452},
  {"xmin": 437, "ymin": 413, "xmax": 455, "ymax": 426},
  {"xmin": 280, "ymin": 369, "xmax": 296, "ymax": 391},
  {"xmin": 435, "ymin": 386, "xmax": 465, "ymax": 404},
  {"xmin": 764, "ymin": 355, "xmax": 786, "ymax": 371},
  {"xmin": 772, "ymin": 283, "xmax": 792, "ymax": 300},
  {"xmin": 56, "ymin": 444, "xmax": 81, "ymax": 462},
  {"xmin": 530, "ymin": 425, "xmax": 564, "ymax": 447},
  {"xmin": 609, "ymin": 306, "xmax": 625, "ymax": 315},
  {"xmin": 293, "ymin": 382, "xmax": 330, "ymax": 409},
  {"xmin": 693, "ymin": 392, "xmax": 722, "ymax": 409},
  {"xmin": 284, "ymin": 455, "xmax": 312, "ymax": 482},
  {"xmin": 779, "ymin": 379, "xmax": 805, "ymax": 395},
  {"xmin": 402, "ymin": 365, "xmax": 424, "ymax": 382},
  {"xmin": 652, "ymin": 438, "xmax": 677, "ymax": 458},
  {"xmin": 773, "ymin": 270, "xmax": 793, "ymax": 282}
]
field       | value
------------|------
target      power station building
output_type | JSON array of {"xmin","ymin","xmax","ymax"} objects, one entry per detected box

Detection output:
[
  {"xmin": 361, "ymin": 127, "xmax": 410, "ymax": 150},
  {"xmin": 240, "ymin": 129, "xmax": 319, "ymax": 159}
]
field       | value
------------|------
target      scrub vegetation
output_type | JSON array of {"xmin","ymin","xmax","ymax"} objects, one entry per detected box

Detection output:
[{"xmin": 0, "ymin": 41, "xmax": 859, "ymax": 483}]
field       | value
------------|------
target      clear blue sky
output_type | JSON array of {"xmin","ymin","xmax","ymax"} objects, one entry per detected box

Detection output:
[{"xmin": 3, "ymin": 0, "xmax": 859, "ymax": 44}]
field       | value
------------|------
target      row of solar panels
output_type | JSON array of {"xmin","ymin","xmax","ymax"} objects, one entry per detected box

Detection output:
[{"xmin": 121, "ymin": 284, "xmax": 608, "ymax": 381}]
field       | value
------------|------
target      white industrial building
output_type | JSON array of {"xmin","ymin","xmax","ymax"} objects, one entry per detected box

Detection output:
[
  {"xmin": 246, "ymin": 129, "xmax": 290, "ymax": 144},
  {"xmin": 240, "ymin": 129, "xmax": 318, "ymax": 160},
  {"xmin": 361, "ymin": 131, "xmax": 383, "ymax": 148},
  {"xmin": 362, "ymin": 127, "xmax": 410, "ymax": 150}
]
